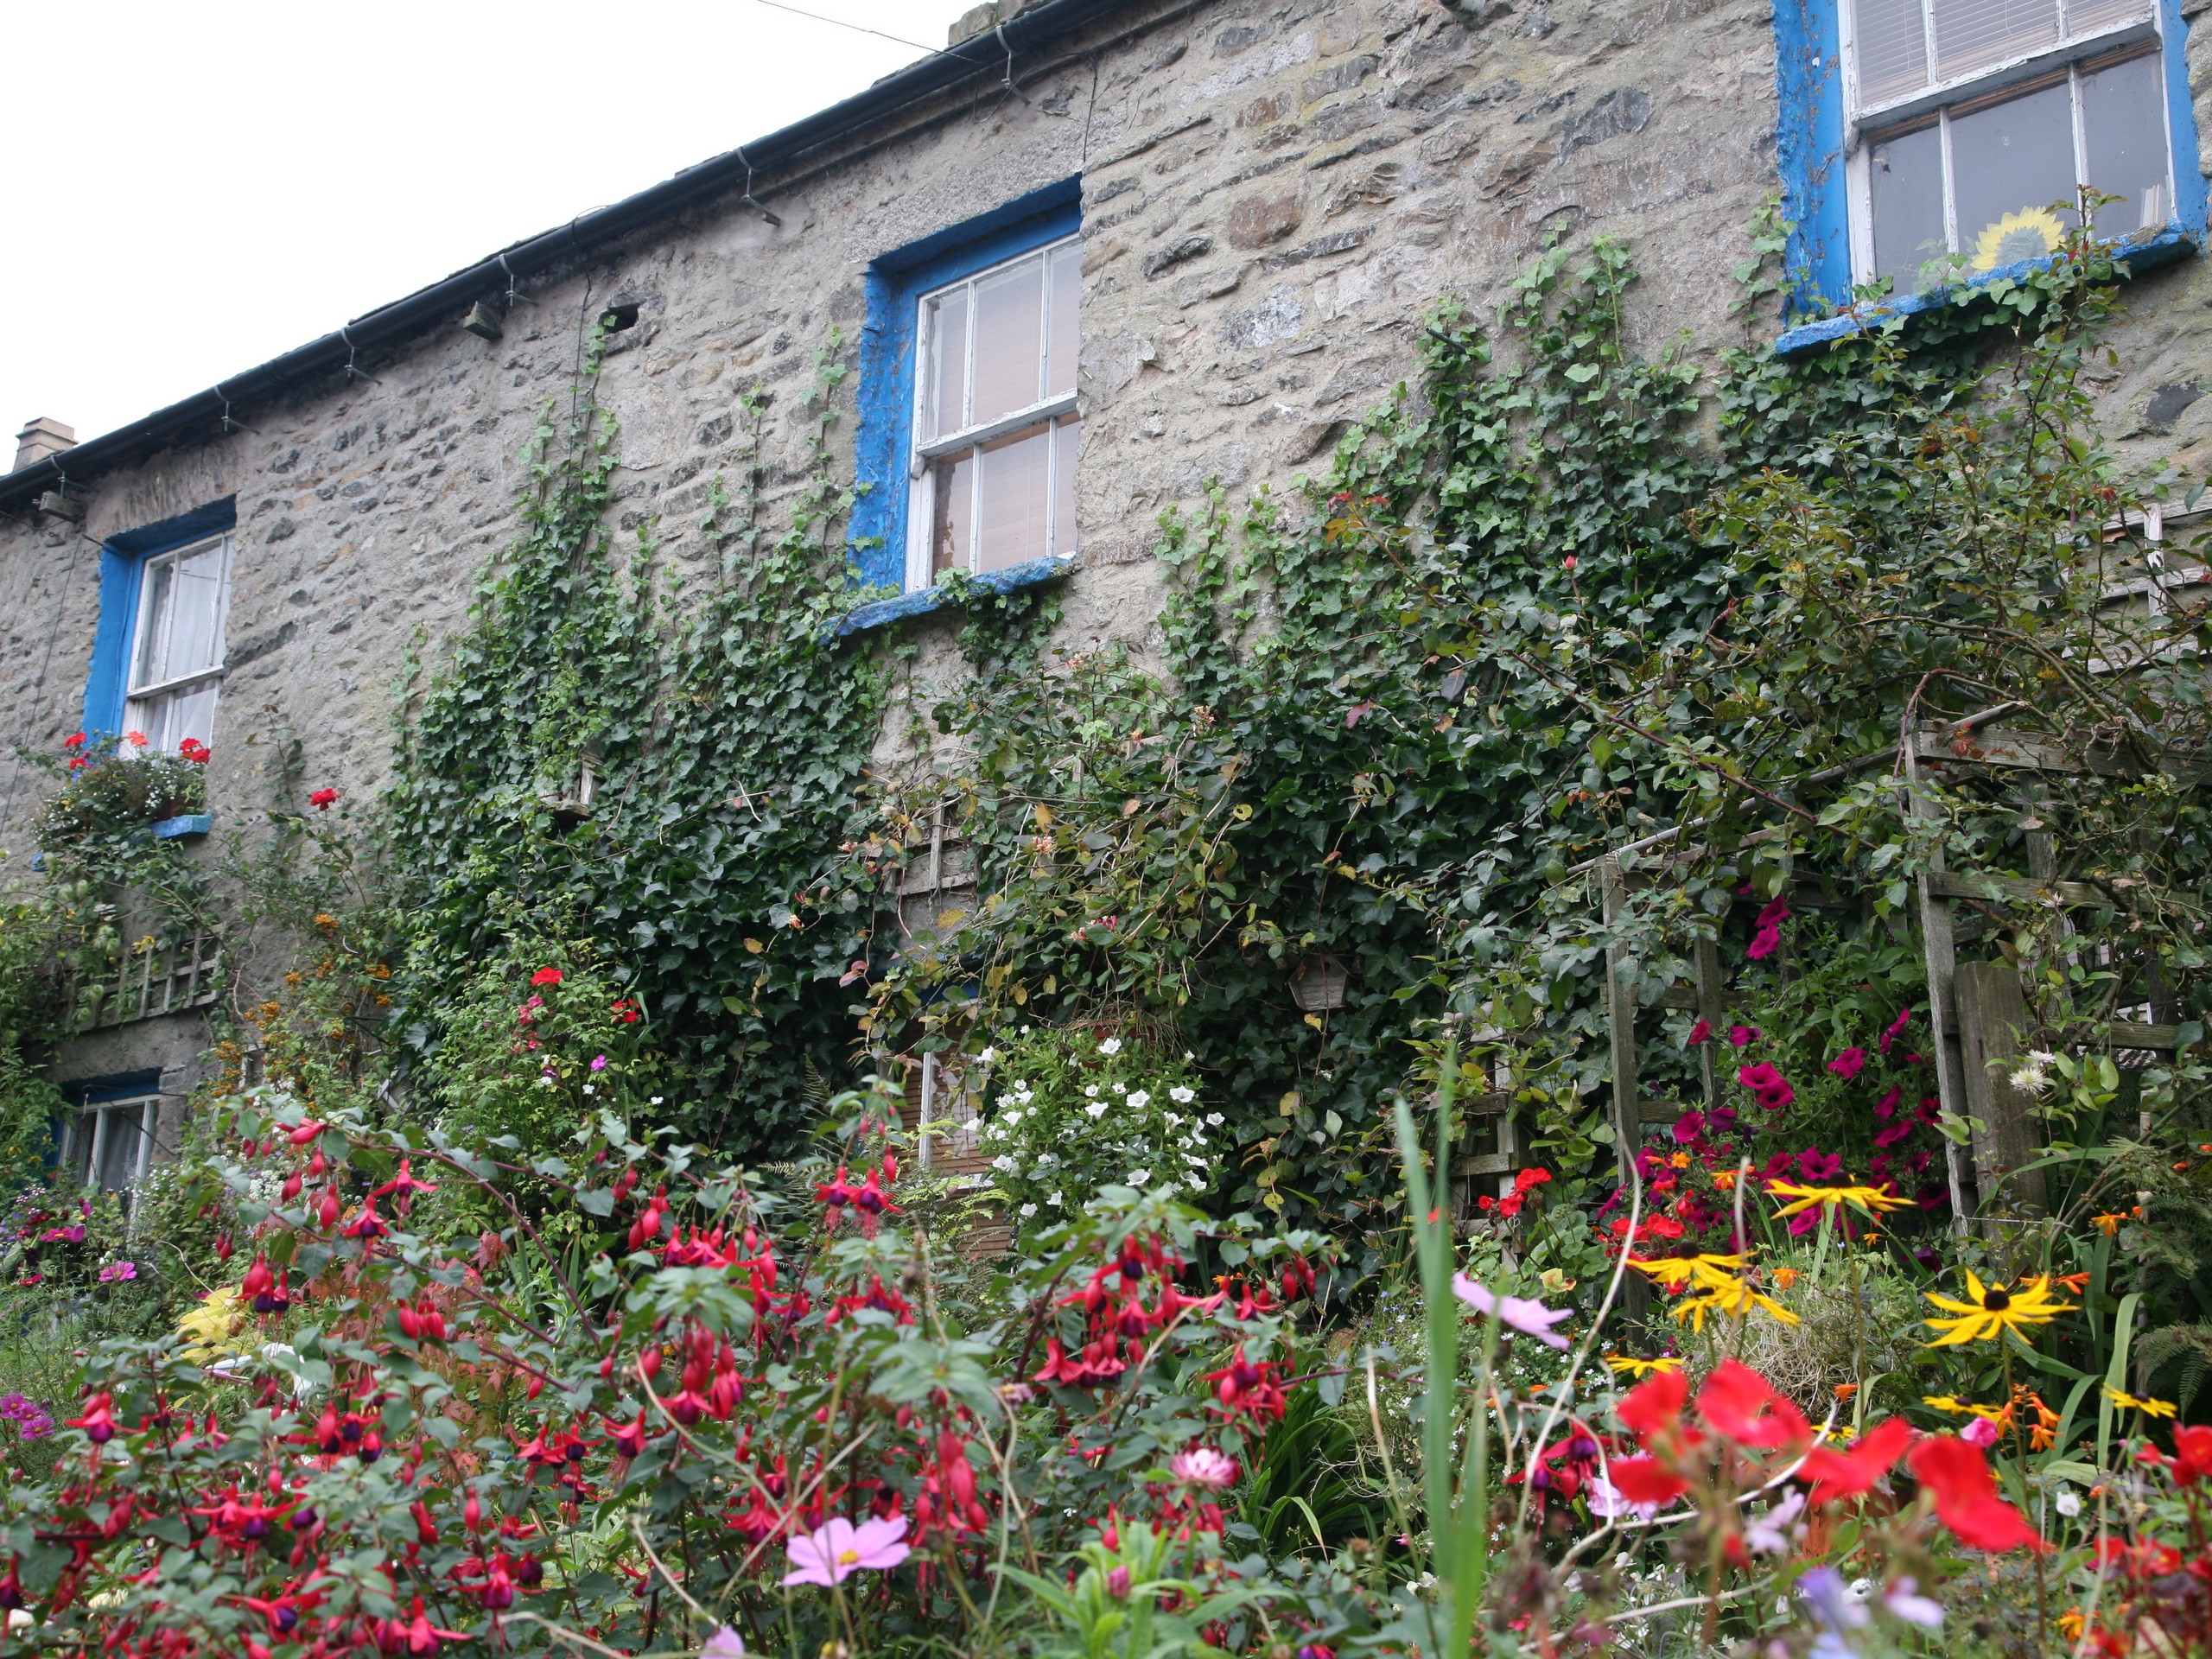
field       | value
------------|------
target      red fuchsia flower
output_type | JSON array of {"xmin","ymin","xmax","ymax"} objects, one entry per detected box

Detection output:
[
  {"xmin": 1827, "ymin": 1047, "xmax": 1868, "ymax": 1081},
  {"xmin": 372, "ymin": 1157, "xmax": 438, "ymax": 1216},
  {"xmin": 1798, "ymin": 1416, "xmax": 1913, "ymax": 1508},
  {"xmin": 1203, "ymin": 1347, "xmax": 1288, "ymax": 1422},
  {"xmin": 783, "ymin": 1515, "xmax": 911, "ymax": 1586},
  {"xmin": 1878, "ymin": 1007, "xmax": 1914, "ymax": 1053},
  {"xmin": 308, "ymin": 787, "xmax": 339, "ymax": 810},
  {"xmin": 1908, "ymin": 1434, "xmax": 2042, "ymax": 1551},
  {"xmin": 1727, "ymin": 1024, "xmax": 1760, "ymax": 1047},
  {"xmin": 1688, "ymin": 1019, "xmax": 1713, "ymax": 1045},
  {"xmin": 68, "ymin": 1392, "xmax": 118, "ymax": 1444},
  {"xmin": 531, "ymin": 967, "xmax": 563, "ymax": 987},
  {"xmin": 1169, "ymin": 1446, "xmax": 1241, "ymax": 1490},
  {"xmin": 388, "ymin": 1596, "xmax": 470, "ymax": 1656}
]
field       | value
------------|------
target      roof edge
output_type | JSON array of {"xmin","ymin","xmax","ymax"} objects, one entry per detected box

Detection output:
[{"xmin": 2, "ymin": 0, "xmax": 1134, "ymax": 512}]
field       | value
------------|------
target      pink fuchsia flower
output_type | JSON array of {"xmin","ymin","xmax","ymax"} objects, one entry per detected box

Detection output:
[
  {"xmin": 699, "ymin": 1628, "xmax": 747, "ymax": 1659},
  {"xmin": 1727, "ymin": 1025, "xmax": 1761, "ymax": 1048},
  {"xmin": 783, "ymin": 1515, "xmax": 911, "ymax": 1586},
  {"xmin": 1168, "ymin": 1445, "xmax": 1241, "ymax": 1490},
  {"xmin": 1452, "ymin": 1274, "xmax": 1572, "ymax": 1349},
  {"xmin": 1827, "ymin": 1048, "xmax": 1867, "ymax": 1081},
  {"xmin": 98, "ymin": 1261, "xmax": 137, "ymax": 1282}
]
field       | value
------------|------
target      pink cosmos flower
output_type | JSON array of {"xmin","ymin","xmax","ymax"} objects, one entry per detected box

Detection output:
[
  {"xmin": 783, "ymin": 1515, "xmax": 911, "ymax": 1586},
  {"xmin": 1452, "ymin": 1275, "xmax": 1572, "ymax": 1349},
  {"xmin": 98, "ymin": 1261, "xmax": 137, "ymax": 1283},
  {"xmin": 1168, "ymin": 1445, "xmax": 1241, "ymax": 1490},
  {"xmin": 699, "ymin": 1628, "xmax": 747, "ymax": 1659},
  {"xmin": 1827, "ymin": 1048, "xmax": 1867, "ymax": 1081}
]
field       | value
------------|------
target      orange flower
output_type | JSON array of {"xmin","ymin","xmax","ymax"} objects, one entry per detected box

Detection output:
[
  {"xmin": 1773, "ymin": 1268, "xmax": 1799, "ymax": 1289},
  {"xmin": 2092, "ymin": 1213, "xmax": 2125, "ymax": 1236},
  {"xmin": 2056, "ymin": 1272, "xmax": 2090, "ymax": 1294},
  {"xmin": 1713, "ymin": 1169, "xmax": 1738, "ymax": 1191},
  {"xmin": 1669, "ymin": 1151, "xmax": 1692, "ymax": 1169},
  {"xmin": 1834, "ymin": 1382, "xmax": 1860, "ymax": 1402}
]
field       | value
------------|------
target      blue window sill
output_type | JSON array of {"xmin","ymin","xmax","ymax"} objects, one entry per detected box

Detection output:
[
  {"xmin": 1776, "ymin": 223, "xmax": 2198, "ymax": 356},
  {"xmin": 835, "ymin": 554, "xmax": 1074, "ymax": 638},
  {"xmin": 153, "ymin": 813, "xmax": 213, "ymax": 840}
]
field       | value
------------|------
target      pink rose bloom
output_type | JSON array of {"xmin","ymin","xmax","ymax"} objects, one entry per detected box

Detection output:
[
  {"xmin": 1827, "ymin": 1047, "xmax": 1867, "ymax": 1081},
  {"xmin": 783, "ymin": 1516, "xmax": 911, "ymax": 1586},
  {"xmin": 1168, "ymin": 1445, "xmax": 1241, "ymax": 1490}
]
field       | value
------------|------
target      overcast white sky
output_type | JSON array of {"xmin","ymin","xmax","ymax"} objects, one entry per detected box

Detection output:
[{"xmin": 3, "ymin": 0, "xmax": 982, "ymax": 449}]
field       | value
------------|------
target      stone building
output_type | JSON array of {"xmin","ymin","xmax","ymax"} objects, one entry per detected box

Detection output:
[{"xmin": 3, "ymin": 0, "xmax": 2209, "ymax": 1184}]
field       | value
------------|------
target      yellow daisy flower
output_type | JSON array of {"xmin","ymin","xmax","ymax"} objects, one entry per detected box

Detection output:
[
  {"xmin": 1924, "ymin": 1270, "xmax": 2075, "ymax": 1346},
  {"xmin": 1671, "ymin": 1276, "xmax": 1801, "ymax": 1332},
  {"xmin": 1603, "ymin": 1354, "xmax": 1686, "ymax": 1378},
  {"xmin": 1767, "ymin": 1179, "xmax": 1913, "ymax": 1221},
  {"xmin": 1628, "ymin": 1251, "xmax": 1751, "ymax": 1293},
  {"xmin": 2103, "ymin": 1387, "xmax": 2177, "ymax": 1419}
]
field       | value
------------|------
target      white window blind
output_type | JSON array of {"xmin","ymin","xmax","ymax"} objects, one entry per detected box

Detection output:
[
  {"xmin": 1853, "ymin": 0, "xmax": 2153, "ymax": 110},
  {"xmin": 125, "ymin": 535, "xmax": 231, "ymax": 754},
  {"xmin": 913, "ymin": 237, "xmax": 1081, "ymax": 582}
]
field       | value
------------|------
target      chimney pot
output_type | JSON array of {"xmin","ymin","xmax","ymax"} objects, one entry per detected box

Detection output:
[{"xmin": 13, "ymin": 416, "xmax": 75, "ymax": 473}]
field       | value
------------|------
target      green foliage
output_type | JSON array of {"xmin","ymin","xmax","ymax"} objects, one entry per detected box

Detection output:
[
  {"xmin": 28, "ymin": 734, "xmax": 207, "ymax": 855},
  {"xmin": 385, "ymin": 330, "xmax": 890, "ymax": 1154}
]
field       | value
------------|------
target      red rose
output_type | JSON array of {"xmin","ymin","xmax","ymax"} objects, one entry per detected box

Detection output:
[{"xmin": 308, "ymin": 788, "xmax": 340, "ymax": 810}]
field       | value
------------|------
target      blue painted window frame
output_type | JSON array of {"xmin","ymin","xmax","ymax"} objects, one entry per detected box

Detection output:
[
  {"xmin": 83, "ymin": 498, "xmax": 237, "ymax": 737},
  {"xmin": 849, "ymin": 178, "xmax": 1082, "ymax": 602},
  {"xmin": 1772, "ymin": 0, "xmax": 2206, "ymax": 336}
]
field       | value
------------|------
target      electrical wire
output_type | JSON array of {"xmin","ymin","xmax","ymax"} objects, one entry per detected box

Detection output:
[{"xmin": 750, "ymin": 0, "xmax": 937, "ymax": 54}]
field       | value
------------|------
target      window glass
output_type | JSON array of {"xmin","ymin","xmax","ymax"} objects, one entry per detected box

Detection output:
[
  {"xmin": 1952, "ymin": 77, "xmax": 2078, "ymax": 269},
  {"xmin": 162, "ymin": 543, "xmax": 228, "ymax": 681},
  {"xmin": 125, "ymin": 536, "xmax": 229, "ymax": 754},
  {"xmin": 2082, "ymin": 51, "xmax": 2171, "ymax": 229},
  {"xmin": 67, "ymin": 1101, "xmax": 155, "ymax": 1194},
  {"xmin": 1046, "ymin": 243, "xmax": 1081, "ymax": 400},
  {"xmin": 931, "ymin": 452, "xmax": 974, "ymax": 575},
  {"xmin": 970, "ymin": 255, "xmax": 1046, "ymax": 427},
  {"xmin": 976, "ymin": 426, "xmax": 1052, "ymax": 572},
  {"xmin": 925, "ymin": 288, "xmax": 969, "ymax": 442},
  {"xmin": 1052, "ymin": 418, "xmax": 1080, "ymax": 556},
  {"xmin": 1870, "ymin": 121, "xmax": 1949, "ymax": 292},
  {"xmin": 1933, "ymin": 0, "xmax": 2059, "ymax": 85},
  {"xmin": 1856, "ymin": 0, "xmax": 1932, "ymax": 105}
]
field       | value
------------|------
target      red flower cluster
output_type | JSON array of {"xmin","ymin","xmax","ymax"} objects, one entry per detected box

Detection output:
[
  {"xmin": 1478, "ymin": 1166, "xmax": 1553, "ymax": 1219},
  {"xmin": 178, "ymin": 738, "xmax": 211, "ymax": 763},
  {"xmin": 815, "ymin": 1159, "xmax": 900, "ymax": 1236}
]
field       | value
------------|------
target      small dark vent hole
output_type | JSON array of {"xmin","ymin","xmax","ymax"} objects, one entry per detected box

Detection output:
[{"xmin": 601, "ymin": 303, "xmax": 641, "ymax": 332}]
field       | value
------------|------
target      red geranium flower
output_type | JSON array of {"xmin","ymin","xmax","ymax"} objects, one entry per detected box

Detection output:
[
  {"xmin": 1697, "ymin": 1358, "xmax": 1813, "ymax": 1451},
  {"xmin": 531, "ymin": 967, "xmax": 563, "ymax": 987},
  {"xmin": 1798, "ymin": 1415, "xmax": 1912, "ymax": 1507},
  {"xmin": 62, "ymin": 733, "xmax": 84, "ymax": 749},
  {"xmin": 1908, "ymin": 1433, "xmax": 2042, "ymax": 1551}
]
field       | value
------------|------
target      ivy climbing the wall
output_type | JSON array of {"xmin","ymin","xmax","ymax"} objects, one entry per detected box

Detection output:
[{"xmin": 384, "ymin": 323, "xmax": 890, "ymax": 1152}]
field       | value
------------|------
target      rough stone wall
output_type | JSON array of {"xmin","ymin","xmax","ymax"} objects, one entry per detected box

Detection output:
[{"xmin": 3, "ymin": 0, "xmax": 2206, "ymax": 1106}]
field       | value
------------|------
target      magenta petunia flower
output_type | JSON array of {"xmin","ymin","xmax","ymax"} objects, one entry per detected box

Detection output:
[
  {"xmin": 1878, "ymin": 1007, "xmax": 1914, "ymax": 1053},
  {"xmin": 1688, "ymin": 1019, "xmax": 1712, "ymax": 1046},
  {"xmin": 1873, "ymin": 1086, "xmax": 1902, "ymax": 1120},
  {"xmin": 1727, "ymin": 1025, "xmax": 1761, "ymax": 1048},
  {"xmin": 1827, "ymin": 1047, "xmax": 1867, "ymax": 1081},
  {"xmin": 783, "ymin": 1516, "xmax": 910, "ymax": 1586},
  {"xmin": 1452, "ymin": 1274, "xmax": 1572, "ymax": 1349}
]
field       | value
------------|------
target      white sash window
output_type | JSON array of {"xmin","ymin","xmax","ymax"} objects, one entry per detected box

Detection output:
[{"xmin": 125, "ymin": 534, "xmax": 232, "ymax": 753}]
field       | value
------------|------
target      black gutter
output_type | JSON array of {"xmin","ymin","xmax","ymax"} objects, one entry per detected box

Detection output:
[{"xmin": 2, "ymin": 0, "xmax": 1134, "ymax": 511}]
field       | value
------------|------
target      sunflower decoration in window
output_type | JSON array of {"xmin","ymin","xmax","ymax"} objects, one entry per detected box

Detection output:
[{"xmin": 1971, "ymin": 206, "xmax": 2069, "ymax": 273}]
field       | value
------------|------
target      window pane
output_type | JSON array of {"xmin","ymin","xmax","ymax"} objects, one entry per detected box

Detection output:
[
  {"xmin": 2068, "ymin": 0, "xmax": 2154, "ymax": 34},
  {"xmin": 1046, "ymin": 242, "xmax": 1081, "ymax": 400},
  {"xmin": 925, "ymin": 288, "xmax": 968, "ymax": 442},
  {"xmin": 154, "ymin": 681, "xmax": 221, "ymax": 754},
  {"xmin": 97, "ymin": 1107, "xmax": 146, "ymax": 1193},
  {"xmin": 1052, "ymin": 417, "xmax": 1079, "ymax": 556},
  {"xmin": 1870, "ymin": 121, "xmax": 1949, "ymax": 290},
  {"xmin": 2082, "ymin": 51, "xmax": 2171, "ymax": 231},
  {"xmin": 68, "ymin": 1113, "xmax": 95, "ymax": 1186},
  {"xmin": 1953, "ymin": 78, "xmax": 2078, "ymax": 270},
  {"xmin": 976, "ymin": 425, "xmax": 1051, "ymax": 573},
  {"xmin": 1856, "ymin": 0, "xmax": 1931, "ymax": 106},
  {"xmin": 133, "ymin": 557, "xmax": 175, "ymax": 688},
  {"xmin": 1931, "ymin": 0, "xmax": 2060, "ymax": 84},
  {"xmin": 932, "ymin": 451, "xmax": 975, "ymax": 575},
  {"xmin": 165, "ymin": 543, "xmax": 227, "ymax": 679},
  {"xmin": 970, "ymin": 254, "xmax": 1046, "ymax": 427}
]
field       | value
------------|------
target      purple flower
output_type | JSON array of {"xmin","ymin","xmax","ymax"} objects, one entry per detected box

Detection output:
[
  {"xmin": 1451, "ymin": 1274, "xmax": 1572, "ymax": 1349},
  {"xmin": 1884, "ymin": 1579, "xmax": 1944, "ymax": 1631},
  {"xmin": 783, "ymin": 1515, "xmax": 911, "ymax": 1586},
  {"xmin": 1827, "ymin": 1047, "xmax": 1867, "ymax": 1081},
  {"xmin": 590, "ymin": 1054, "xmax": 609, "ymax": 1071},
  {"xmin": 699, "ymin": 1628, "xmax": 747, "ymax": 1659}
]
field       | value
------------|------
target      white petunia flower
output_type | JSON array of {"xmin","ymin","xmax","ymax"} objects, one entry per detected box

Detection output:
[
  {"xmin": 650, "ymin": 1096, "xmax": 664, "ymax": 1105},
  {"xmin": 1048, "ymin": 1192, "xmax": 1064, "ymax": 1206},
  {"xmin": 1170, "ymin": 1086, "xmax": 1196, "ymax": 1104},
  {"xmin": 1113, "ymin": 1080, "xmax": 1128, "ymax": 1094},
  {"xmin": 582, "ymin": 1084, "xmax": 595, "ymax": 1096},
  {"xmin": 1084, "ymin": 1084, "xmax": 1100, "ymax": 1098},
  {"xmin": 1034, "ymin": 1152, "xmax": 1057, "ymax": 1166},
  {"xmin": 1099, "ymin": 1037, "xmax": 1123, "ymax": 1056},
  {"xmin": 1206, "ymin": 1112, "xmax": 1224, "ymax": 1126},
  {"xmin": 1002, "ymin": 1109, "xmax": 1022, "ymax": 1127},
  {"xmin": 1127, "ymin": 1169, "xmax": 1151, "ymax": 1185},
  {"xmin": 1125, "ymin": 1090, "xmax": 1151, "ymax": 1109},
  {"xmin": 1018, "ymin": 1202, "xmax": 1037, "ymax": 1217},
  {"xmin": 1085, "ymin": 1102, "xmax": 1109, "ymax": 1118},
  {"xmin": 992, "ymin": 1154, "xmax": 1018, "ymax": 1173},
  {"xmin": 979, "ymin": 1046, "xmax": 998, "ymax": 1064}
]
